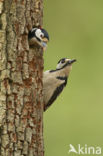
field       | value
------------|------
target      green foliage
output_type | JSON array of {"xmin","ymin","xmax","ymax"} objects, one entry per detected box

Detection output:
[{"xmin": 44, "ymin": 1, "xmax": 103, "ymax": 155}]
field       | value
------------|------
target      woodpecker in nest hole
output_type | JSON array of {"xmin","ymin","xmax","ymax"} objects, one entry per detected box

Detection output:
[
  {"xmin": 28, "ymin": 27, "xmax": 49, "ymax": 51},
  {"xmin": 43, "ymin": 58, "xmax": 76, "ymax": 111}
]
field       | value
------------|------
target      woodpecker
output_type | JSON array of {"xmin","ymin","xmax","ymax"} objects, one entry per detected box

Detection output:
[
  {"xmin": 43, "ymin": 58, "xmax": 76, "ymax": 111},
  {"xmin": 28, "ymin": 27, "xmax": 49, "ymax": 51}
]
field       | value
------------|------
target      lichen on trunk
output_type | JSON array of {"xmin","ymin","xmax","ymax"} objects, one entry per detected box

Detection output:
[{"xmin": 0, "ymin": 0, "xmax": 44, "ymax": 155}]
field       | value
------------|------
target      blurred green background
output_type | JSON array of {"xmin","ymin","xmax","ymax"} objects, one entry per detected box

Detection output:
[{"xmin": 43, "ymin": 0, "xmax": 103, "ymax": 156}]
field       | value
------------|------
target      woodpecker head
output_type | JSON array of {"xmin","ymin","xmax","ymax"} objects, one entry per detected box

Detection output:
[
  {"xmin": 56, "ymin": 58, "xmax": 76, "ymax": 70},
  {"xmin": 28, "ymin": 28, "xmax": 49, "ymax": 51},
  {"xmin": 55, "ymin": 58, "xmax": 76, "ymax": 77}
]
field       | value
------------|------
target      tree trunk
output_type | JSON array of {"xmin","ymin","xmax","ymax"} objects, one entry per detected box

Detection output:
[{"xmin": 0, "ymin": 0, "xmax": 44, "ymax": 155}]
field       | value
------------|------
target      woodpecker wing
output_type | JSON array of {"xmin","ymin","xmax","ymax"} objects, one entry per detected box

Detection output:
[
  {"xmin": 44, "ymin": 78, "xmax": 67, "ymax": 111},
  {"xmin": 43, "ymin": 71, "xmax": 67, "ymax": 111}
]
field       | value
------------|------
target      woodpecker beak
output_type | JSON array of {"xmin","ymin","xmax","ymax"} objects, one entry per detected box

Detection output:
[
  {"xmin": 41, "ymin": 37, "xmax": 49, "ymax": 51},
  {"xmin": 69, "ymin": 59, "xmax": 76, "ymax": 64},
  {"xmin": 41, "ymin": 41, "xmax": 47, "ymax": 51},
  {"xmin": 67, "ymin": 59, "xmax": 76, "ymax": 65}
]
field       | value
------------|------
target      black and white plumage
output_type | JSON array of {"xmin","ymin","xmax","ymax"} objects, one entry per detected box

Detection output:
[
  {"xmin": 28, "ymin": 27, "xmax": 49, "ymax": 51},
  {"xmin": 43, "ymin": 58, "xmax": 76, "ymax": 111}
]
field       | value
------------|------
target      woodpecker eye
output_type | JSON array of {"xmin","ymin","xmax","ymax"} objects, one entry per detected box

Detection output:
[
  {"xmin": 40, "ymin": 34, "xmax": 44, "ymax": 38},
  {"xmin": 58, "ymin": 58, "xmax": 66, "ymax": 64},
  {"xmin": 61, "ymin": 59, "xmax": 65, "ymax": 64}
]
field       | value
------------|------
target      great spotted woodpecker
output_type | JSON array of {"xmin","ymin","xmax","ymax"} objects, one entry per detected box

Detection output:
[
  {"xmin": 43, "ymin": 58, "xmax": 76, "ymax": 111},
  {"xmin": 28, "ymin": 27, "xmax": 49, "ymax": 51}
]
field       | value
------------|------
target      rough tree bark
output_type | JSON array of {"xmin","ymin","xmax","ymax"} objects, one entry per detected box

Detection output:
[{"xmin": 0, "ymin": 0, "xmax": 44, "ymax": 155}]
